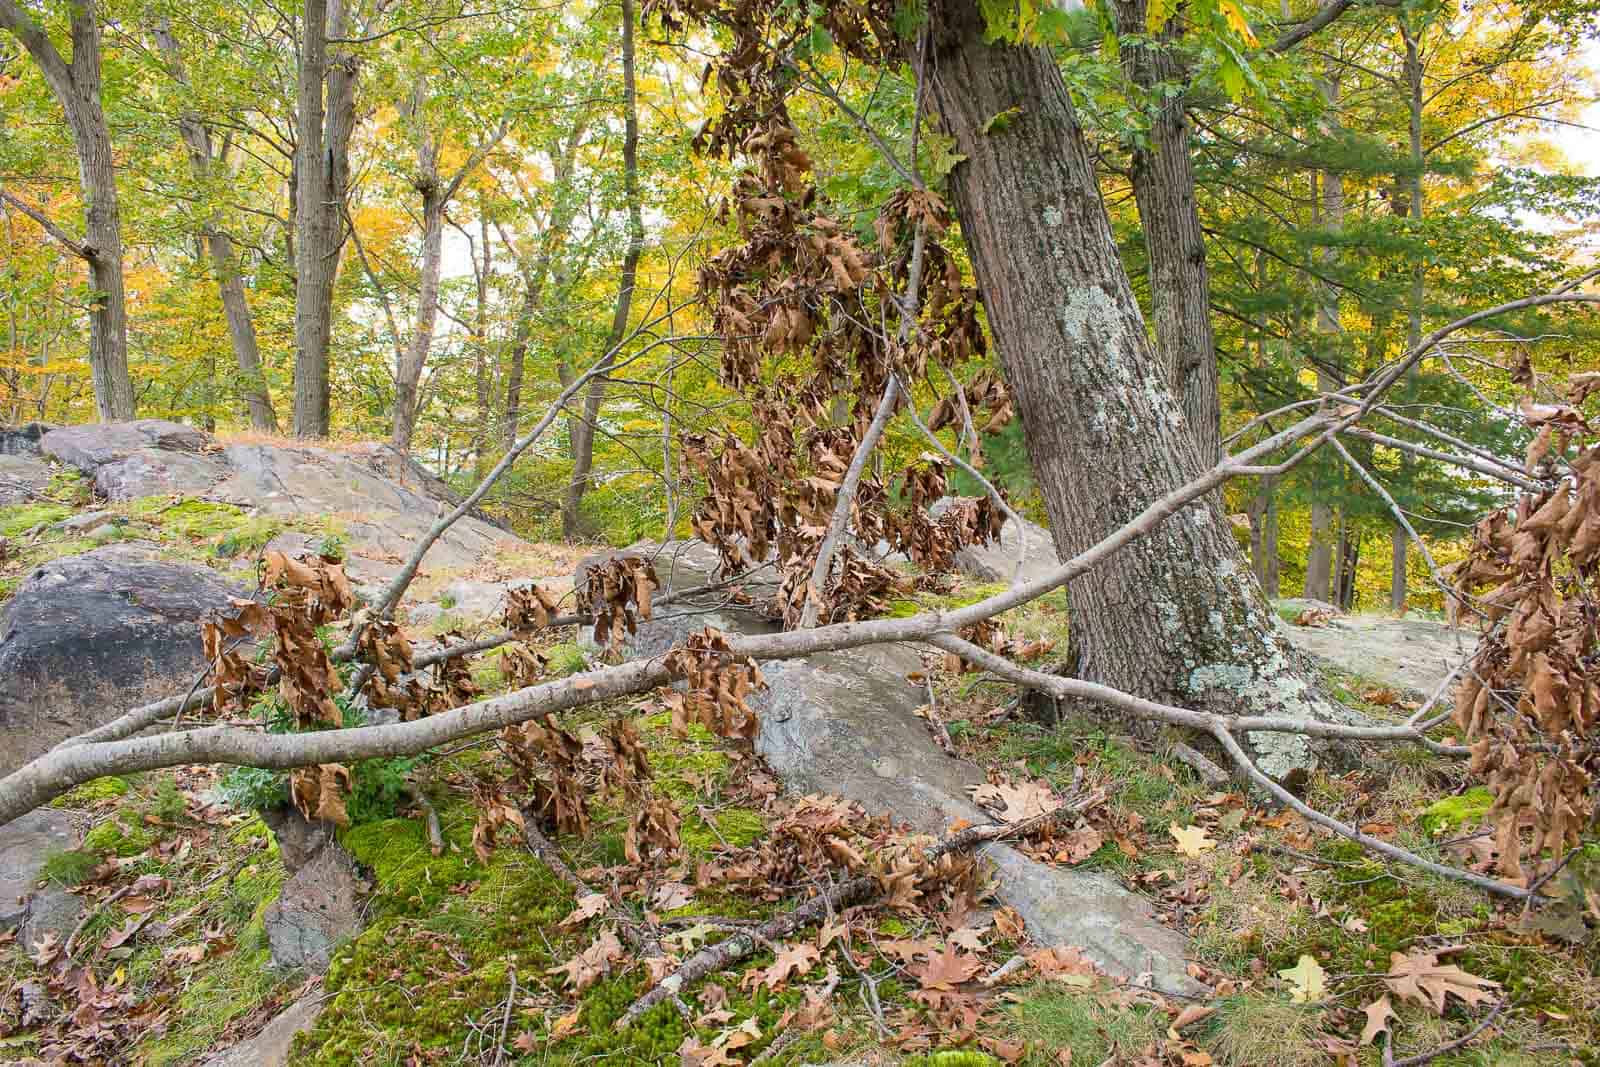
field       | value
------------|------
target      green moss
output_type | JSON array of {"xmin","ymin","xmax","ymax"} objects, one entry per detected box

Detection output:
[
  {"xmin": 339, "ymin": 813, "xmax": 481, "ymax": 917},
  {"xmin": 1419, "ymin": 788, "xmax": 1494, "ymax": 834},
  {"xmin": 40, "ymin": 848, "xmax": 100, "ymax": 887},
  {"xmin": 902, "ymin": 1052, "xmax": 999, "ymax": 1067},
  {"xmin": 546, "ymin": 642, "xmax": 588, "ymax": 676},
  {"xmin": 0, "ymin": 502, "xmax": 72, "ymax": 537},
  {"xmin": 51, "ymin": 776, "xmax": 132, "ymax": 807},
  {"xmin": 83, "ymin": 817, "xmax": 160, "ymax": 858}
]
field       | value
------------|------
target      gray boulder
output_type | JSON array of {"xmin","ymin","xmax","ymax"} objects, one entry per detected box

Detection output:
[
  {"xmin": 261, "ymin": 807, "xmax": 367, "ymax": 972},
  {"xmin": 0, "ymin": 543, "xmax": 246, "ymax": 772},
  {"xmin": 42, "ymin": 419, "xmax": 221, "ymax": 500},
  {"xmin": 0, "ymin": 809, "xmax": 84, "ymax": 950},
  {"xmin": 576, "ymin": 541, "xmax": 1197, "ymax": 993},
  {"xmin": 0, "ymin": 453, "xmax": 52, "ymax": 507},
  {"xmin": 929, "ymin": 497, "xmax": 1060, "ymax": 586},
  {"xmin": 575, "ymin": 539, "xmax": 780, "ymax": 658},
  {"xmin": 0, "ymin": 422, "xmax": 55, "ymax": 456}
]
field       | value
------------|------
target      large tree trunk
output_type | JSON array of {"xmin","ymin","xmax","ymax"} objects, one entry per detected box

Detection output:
[
  {"xmin": 926, "ymin": 1, "xmax": 1334, "ymax": 764},
  {"xmin": 0, "ymin": 0, "xmax": 135, "ymax": 421},
  {"xmin": 561, "ymin": 0, "xmax": 643, "ymax": 538},
  {"xmin": 151, "ymin": 22, "xmax": 278, "ymax": 431},
  {"xmin": 1110, "ymin": 0, "xmax": 1219, "ymax": 465},
  {"xmin": 291, "ymin": 0, "xmax": 357, "ymax": 437}
]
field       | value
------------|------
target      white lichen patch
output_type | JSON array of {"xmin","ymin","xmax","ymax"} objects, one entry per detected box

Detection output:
[
  {"xmin": 1043, "ymin": 204, "xmax": 1064, "ymax": 227},
  {"xmin": 1188, "ymin": 652, "xmax": 1348, "ymax": 777}
]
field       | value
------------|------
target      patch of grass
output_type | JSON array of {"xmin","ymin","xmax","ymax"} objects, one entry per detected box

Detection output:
[
  {"xmin": 1004, "ymin": 985, "xmax": 1164, "ymax": 1063},
  {"xmin": 40, "ymin": 848, "xmax": 100, "ymax": 887},
  {"xmin": 1202, "ymin": 995, "xmax": 1324, "ymax": 1067}
]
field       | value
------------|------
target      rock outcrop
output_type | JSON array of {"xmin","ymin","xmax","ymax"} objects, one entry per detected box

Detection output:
[
  {"xmin": 0, "ymin": 422, "xmax": 54, "ymax": 456},
  {"xmin": 929, "ymin": 497, "xmax": 1061, "ymax": 586},
  {"xmin": 0, "ymin": 809, "xmax": 84, "ymax": 950},
  {"xmin": 0, "ymin": 543, "xmax": 249, "ymax": 772},
  {"xmin": 0, "ymin": 453, "xmax": 51, "ymax": 507},
  {"xmin": 37, "ymin": 420, "xmax": 514, "ymax": 580},
  {"xmin": 576, "ymin": 541, "xmax": 1199, "ymax": 994},
  {"xmin": 259, "ymin": 807, "xmax": 368, "ymax": 972}
]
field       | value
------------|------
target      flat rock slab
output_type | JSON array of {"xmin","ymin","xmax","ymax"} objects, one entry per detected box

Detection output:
[
  {"xmin": 202, "ymin": 996, "xmax": 323, "ymax": 1067},
  {"xmin": 930, "ymin": 497, "xmax": 1060, "ymax": 586},
  {"xmin": 38, "ymin": 423, "xmax": 516, "ymax": 579},
  {"xmin": 0, "ymin": 453, "xmax": 52, "ymax": 507},
  {"xmin": 579, "ymin": 541, "xmax": 1198, "ymax": 994},
  {"xmin": 0, "ymin": 542, "xmax": 248, "ymax": 772},
  {"xmin": 1274, "ymin": 611, "xmax": 1477, "ymax": 697},
  {"xmin": 263, "ymin": 843, "xmax": 367, "ymax": 972},
  {"xmin": 0, "ymin": 809, "xmax": 84, "ymax": 951}
]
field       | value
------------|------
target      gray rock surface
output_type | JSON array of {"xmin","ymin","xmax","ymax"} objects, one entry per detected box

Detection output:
[
  {"xmin": 38, "ymin": 423, "xmax": 514, "ymax": 578},
  {"xmin": 0, "ymin": 809, "xmax": 84, "ymax": 950},
  {"xmin": 0, "ymin": 543, "xmax": 247, "ymax": 772},
  {"xmin": 42, "ymin": 419, "xmax": 218, "ymax": 499},
  {"xmin": 576, "ymin": 540, "xmax": 1198, "ymax": 993},
  {"xmin": 0, "ymin": 422, "xmax": 56, "ymax": 456},
  {"xmin": 930, "ymin": 497, "xmax": 1060, "ymax": 586},
  {"xmin": 574, "ymin": 539, "xmax": 780, "ymax": 658},
  {"xmin": 0, "ymin": 453, "xmax": 52, "ymax": 507},
  {"xmin": 1273, "ymin": 606, "xmax": 1475, "ymax": 697},
  {"xmin": 262, "ymin": 807, "xmax": 367, "ymax": 972},
  {"xmin": 202, "ymin": 996, "xmax": 323, "ymax": 1067}
]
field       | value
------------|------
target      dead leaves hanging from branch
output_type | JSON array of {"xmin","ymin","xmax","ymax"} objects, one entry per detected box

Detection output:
[
  {"xmin": 1448, "ymin": 366, "xmax": 1600, "ymax": 885},
  {"xmin": 576, "ymin": 557, "xmax": 659, "ymax": 656}
]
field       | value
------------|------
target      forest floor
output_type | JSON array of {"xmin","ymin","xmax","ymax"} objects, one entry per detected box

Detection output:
[{"xmin": 0, "ymin": 480, "xmax": 1596, "ymax": 1066}]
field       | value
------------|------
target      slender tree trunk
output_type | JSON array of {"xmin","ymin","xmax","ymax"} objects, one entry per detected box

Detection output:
[
  {"xmin": 1389, "ymin": 19, "xmax": 1428, "ymax": 612},
  {"xmin": 1335, "ymin": 521, "xmax": 1359, "ymax": 611},
  {"xmin": 0, "ymin": 0, "xmax": 135, "ymax": 421},
  {"xmin": 291, "ymin": 0, "xmax": 357, "ymax": 437},
  {"xmin": 561, "ymin": 0, "xmax": 643, "ymax": 538},
  {"xmin": 1305, "ymin": 79, "xmax": 1345, "ymax": 603},
  {"xmin": 1248, "ymin": 475, "xmax": 1281, "ymax": 598},
  {"xmin": 1110, "ymin": 0, "xmax": 1219, "ymax": 465},
  {"xmin": 390, "ymin": 101, "xmax": 444, "ymax": 453},
  {"xmin": 926, "ymin": 1, "xmax": 1334, "ymax": 758},
  {"xmin": 473, "ymin": 203, "xmax": 493, "ymax": 477},
  {"xmin": 152, "ymin": 22, "xmax": 279, "ymax": 431}
]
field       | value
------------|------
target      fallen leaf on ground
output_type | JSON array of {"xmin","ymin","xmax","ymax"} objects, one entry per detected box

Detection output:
[
  {"xmin": 1278, "ymin": 954, "xmax": 1326, "ymax": 1003},
  {"xmin": 1169, "ymin": 823, "xmax": 1216, "ymax": 858},
  {"xmin": 1359, "ymin": 995, "xmax": 1395, "ymax": 1046},
  {"xmin": 1384, "ymin": 950, "xmax": 1499, "ymax": 1014}
]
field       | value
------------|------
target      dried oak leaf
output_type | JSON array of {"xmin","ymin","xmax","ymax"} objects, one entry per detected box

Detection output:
[
  {"xmin": 549, "ymin": 928, "xmax": 624, "ymax": 991},
  {"xmin": 1383, "ymin": 950, "xmax": 1499, "ymax": 1015},
  {"xmin": 910, "ymin": 946, "xmax": 983, "ymax": 991},
  {"xmin": 969, "ymin": 778, "xmax": 1061, "ymax": 823},
  {"xmin": 762, "ymin": 942, "xmax": 821, "ymax": 989}
]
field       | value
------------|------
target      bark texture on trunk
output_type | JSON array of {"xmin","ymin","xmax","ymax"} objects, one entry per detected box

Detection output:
[
  {"xmin": 927, "ymin": 0, "xmax": 1338, "ymax": 772},
  {"xmin": 561, "ymin": 0, "xmax": 643, "ymax": 538},
  {"xmin": 0, "ymin": 0, "xmax": 135, "ymax": 421},
  {"xmin": 1305, "ymin": 96, "xmax": 1345, "ymax": 601},
  {"xmin": 153, "ymin": 23, "xmax": 278, "ymax": 430},
  {"xmin": 1111, "ymin": 0, "xmax": 1220, "ymax": 466},
  {"xmin": 291, "ymin": 0, "xmax": 357, "ymax": 437}
]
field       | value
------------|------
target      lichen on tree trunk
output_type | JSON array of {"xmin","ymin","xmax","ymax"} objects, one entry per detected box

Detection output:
[{"xmin": 927, "ymin": 0, "xmax": 1350, "ymax": 774}]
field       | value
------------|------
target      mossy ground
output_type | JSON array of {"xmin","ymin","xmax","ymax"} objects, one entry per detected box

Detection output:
[{"xmin": 4, "ymin": 608, "xmax": 1595, "ymax": 1066}]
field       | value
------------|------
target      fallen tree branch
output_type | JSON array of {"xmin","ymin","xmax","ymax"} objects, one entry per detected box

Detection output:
[
  {"xmin": 1383, "ymin": 1000, "xmax": 1504, "ymax": 1067},
  {"xmin": 615, "ymin": 797, "xmax": 1095, "ymax": 1028}
]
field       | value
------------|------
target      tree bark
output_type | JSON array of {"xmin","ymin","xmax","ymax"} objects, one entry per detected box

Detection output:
[
  {"xmin": 152, "ymin": 22, "xmax": 278, "ymax": 430},
  {"xmin": 0, "ymin": 0, "xmax": 135, "ymax": 421},
  {"xmin": 1305, "ymin": 78, "xmax": 1345, "ymax": 602},
  {"xmin": 926, "ymin": 0, "xmax": 1333, "ymax": 757},
  {"xmin": 1248, "ymin": 475, "xmax": 1281, "ymax": 598},
  {"xmin": 499, "ymin": 124, "xmax": 585, "ymax": 452},
  {"xmin": 1110, "ymin": 0, "xmax": 1220, "ymax": 466},
  {"xmin": 561, "ymin": 0, "xmax": 643, "ymax": 538},
  {"xmin": 291, "ymin": 0, "xmax": 358, "ymax": 437}
]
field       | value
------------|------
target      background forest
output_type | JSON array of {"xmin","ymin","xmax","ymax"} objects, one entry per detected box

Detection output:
[{"xmin": 3, "ymin": 0, "xmax": 1597, "ymax": 608}]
